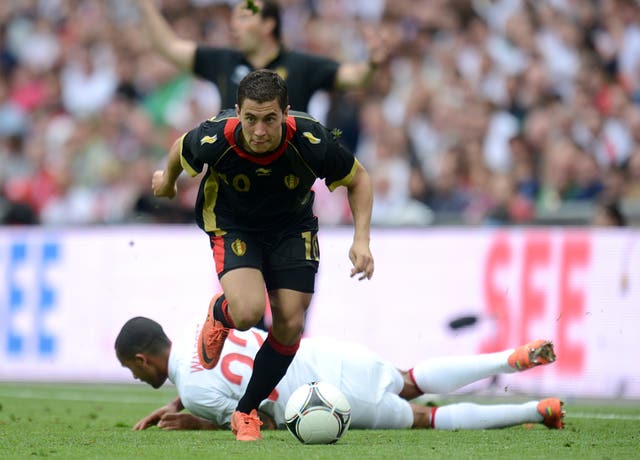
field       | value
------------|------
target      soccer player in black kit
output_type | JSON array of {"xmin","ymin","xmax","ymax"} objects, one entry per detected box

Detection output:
[
  {"xmin": 135, "ymin": 0, "xmax": 385, "ymax": 330},
  {"xmin": 133, "ymin": 0, "xmax": 387, "ymax": 111},
  {"xmin": 151, "ymin": 69, "xmax": 374, "ymax": 441}
]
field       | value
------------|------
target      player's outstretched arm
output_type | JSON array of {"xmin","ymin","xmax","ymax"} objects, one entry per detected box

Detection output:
[
  {"xmin": 346, "ymin": 161, "xmax": 374, "ymax": 280},
  {"xmin": 152, "ymin": 136, "xmax": 185, "ymax": 199},
  {"xmin": 134, "ymin": 0, "xmax": 197, "ymax": 72},
  {"xmin": 132, "ymin": 397, "xmax": 184, "ymax": 430}
]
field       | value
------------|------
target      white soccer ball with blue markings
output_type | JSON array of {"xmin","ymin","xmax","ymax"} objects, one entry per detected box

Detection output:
[{"xmin": 284, "ymin": 381, "xmax": 351, "ymax": 444}]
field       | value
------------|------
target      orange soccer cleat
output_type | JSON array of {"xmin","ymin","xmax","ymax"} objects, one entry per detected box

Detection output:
[
  {"xmin": 231, "ymin": 409, "xmax": 263, "ymax": 441},
  {"xmin": 537, "ymin": 398, "xmax": 565, "ymax": 429},
  {"xmin": 508, "ymin": 340, "xmax": 556, "ymax": 371},
  {"xmin": 197, "ymin": 293, "xmax": 230, "ymax": 370}
]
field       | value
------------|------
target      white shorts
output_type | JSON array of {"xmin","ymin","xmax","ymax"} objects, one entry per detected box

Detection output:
[{"xmin": 272, "ymin": 336, "xmax": 414, "ymax": 429}]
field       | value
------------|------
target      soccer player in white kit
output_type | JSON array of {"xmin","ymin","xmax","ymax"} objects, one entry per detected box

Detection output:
[{"xmin": 115, "ymin": 316, "xmax": 564, "ymax": 432}]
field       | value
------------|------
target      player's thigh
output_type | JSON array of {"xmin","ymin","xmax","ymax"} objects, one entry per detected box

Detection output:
[
  {"xmin": 264, "ymin": 229, "xmax": 318, "ymax": 340},
  {"xmin": 263, "ymin": 228, "xmax": 319, "ymax": 293},
  {"xmin": 219, "ymin": 267, "xmax": 267, "ymax": 318},
  {"xmin": 210, "ymin": 231, "xmax": 267, "ymax": 317},
  {"xmin": 350, "ymin": 393, "xmax": 413, "ymax": 429}
]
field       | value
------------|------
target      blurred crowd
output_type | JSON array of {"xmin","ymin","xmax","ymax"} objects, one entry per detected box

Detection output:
[{"xmin": 1, "ymin": 0, "xmax": 640, "ymax": 227}]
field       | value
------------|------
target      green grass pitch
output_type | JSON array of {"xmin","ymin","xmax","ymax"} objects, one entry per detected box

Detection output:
[{"xmin": 1, "ymin": 382, "xmax": 638, "ymax": 459}]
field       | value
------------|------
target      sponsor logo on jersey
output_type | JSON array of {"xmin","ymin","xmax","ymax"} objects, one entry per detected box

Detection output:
[
  {"xmin": 284, "ymin": 174, "xmax": 300, "ymax": 190},
  {"xmin": 302, "ymin": 131, "xmax": 321, "ymax": 144},
  {"xmin": 255, "ymin": 168, "xmax": 272, "ymax": 176},
  {"xmin": 200, "ymin": 135, "xmax": 218, "ymax": 145},
  {"xmin": 231, "ymin": 238, "xmax": 247, "ymax": 256}
]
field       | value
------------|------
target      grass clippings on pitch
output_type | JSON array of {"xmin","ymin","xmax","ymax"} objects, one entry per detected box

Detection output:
[{"xmin": 0, "ymin": 382, "xmax": 639, "ymax": 460}]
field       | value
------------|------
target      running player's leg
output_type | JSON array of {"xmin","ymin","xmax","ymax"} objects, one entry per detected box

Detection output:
[
  {"xmin": 236, "ymin": 287, "xmax": 311, "ymax": 413},
  {"xmin": 233, "ymin": 229, "xmax": 318, "ymax": 440},
  {"xmin": 199, "ymin": 232, "xmax": 266, "ymax": 369}
]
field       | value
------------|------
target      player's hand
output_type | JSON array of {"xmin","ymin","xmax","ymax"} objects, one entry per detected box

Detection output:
[
  {"xmin": 151, "ymin": 170, "xmax": 177, "ymax": 199},
  {"xmin": 132, "ymin": 407, "xmax": 167, "ymax": 430},
  {"xmin": 349, "ymin": 240, "xmax": 374, "ymax": 281},
  {"xmin": 362, "ymin": 25, "xmax": 390, "ymax": 68},
  {"xmin": 157, "ymin": 413, "xmax": 213, "ymax": 430}
]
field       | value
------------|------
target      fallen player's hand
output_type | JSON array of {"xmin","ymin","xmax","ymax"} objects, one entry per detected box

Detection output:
[
  {"xmin": 157, "ymin": 413, "xmax": 217, "ymax": 430},
  {"xmin": 132, "ymin": 409, "xmax": 165, "ymax": 430}
]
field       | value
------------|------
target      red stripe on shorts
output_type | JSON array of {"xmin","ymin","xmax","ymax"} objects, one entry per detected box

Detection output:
[{"xmin": 210, "ymin": 235, "xmax": 225, "ymax": 275}]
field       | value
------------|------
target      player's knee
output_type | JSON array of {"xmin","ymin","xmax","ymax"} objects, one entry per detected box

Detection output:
[
  {"xmin": 273, "ymin": 315, "xmax": 304, "ymax": 339},
  {"xmin": 229, "ymin": 302, "xmax": 266, "ymax": 329}
]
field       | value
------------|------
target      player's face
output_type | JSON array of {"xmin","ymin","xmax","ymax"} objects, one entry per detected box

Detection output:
[
  {"xmin": 237, "ymin": 98, "xmax": 289, "ymax": 154},
  {"xmin": 120, "ymin": 355, "xmax": 167, "ymax": 389},
  {"xmin": 230, "ymin": 2, "xmax": 266, "ymax": 53}
]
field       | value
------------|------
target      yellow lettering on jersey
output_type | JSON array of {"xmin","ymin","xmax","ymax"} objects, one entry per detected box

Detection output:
[
  {"xmin": 200, "ymin": 135, "xmax": 218, "ymax": 145},
  {"xmin": 231, "ymin": 239, "xmax": 247, "ymax": 256},
  {"xmin": 255, "ymin": 168, "xmax": 272, "ymax": 176},
  {"xmin": 302, "ymin": 132, "xmax": 321, "ymax": 144}
]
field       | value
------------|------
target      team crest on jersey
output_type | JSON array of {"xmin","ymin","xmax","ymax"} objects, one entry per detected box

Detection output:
[
  {"xmin": 231, "ymin": 239, "xmax": 247, "ymax": 256},
  {"xmin": 200, "ymin": 135, "xmax": 218, "ymax": 145},
  {"xmin": 284, "ymin": 174, "xmax": 300, "ymax": 190},
  {"xmin": 303, "ymin": 131, "xmax": 321, "ymax": 144},
  {"xmin": 255, "ymin": 168, "xmax": 272, "ymax": 176}
]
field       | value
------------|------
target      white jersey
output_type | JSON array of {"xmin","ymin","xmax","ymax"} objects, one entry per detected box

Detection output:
[{"xmin": 168, "ymin": 325, "xmax": 413, "ymax": 429}]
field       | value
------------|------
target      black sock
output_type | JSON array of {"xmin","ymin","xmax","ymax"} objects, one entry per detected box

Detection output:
[
  {"xmin": 236, "ymin": 332, "xmax": 299, "ymax": 413},
  {"xmin": 212, "ymin": 294, "xmax": 235, "ymax": 328}
]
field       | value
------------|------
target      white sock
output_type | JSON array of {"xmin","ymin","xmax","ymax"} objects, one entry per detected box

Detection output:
[
  {"xmin": 431, "ymin": 401, "xmax": 541, "ymax": 430},
  {"xmin": 410, "ymin": 350, "xmax": 515, "ymax": 394}
]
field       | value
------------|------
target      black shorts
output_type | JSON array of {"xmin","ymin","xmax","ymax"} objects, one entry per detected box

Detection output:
[{"xmin": 208, "ymin": 226, "xmax": 320, "ymax": 293}]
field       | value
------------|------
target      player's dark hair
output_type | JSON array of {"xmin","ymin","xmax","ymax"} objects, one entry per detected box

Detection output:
[
  {"xmin": 260, "ymin": 0, "xmax": 281, "ymax": 41},
  {"xmin": 115, "ymin": 316, "xmax": 170, "ymax": 361},
  {"xmin": 237, "ymin": 69, "xmax": 289, "ymax": 111}
]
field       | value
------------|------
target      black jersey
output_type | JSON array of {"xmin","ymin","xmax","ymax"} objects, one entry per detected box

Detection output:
[
  {"xmin": 193, "ymin": 46, "xmax": 340, "ymax": 111},
  {"xmin": 180, "ymin": 109, "xmax": 358, "ymax": 234}
]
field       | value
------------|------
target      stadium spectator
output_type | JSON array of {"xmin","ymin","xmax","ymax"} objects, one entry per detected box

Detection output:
[
  {"xmin": 150, "ymin": 69, "xmax": 374, "ymax": 441},
  {"xmin": 2, "ymin": 0, "xmax": 640, "ymax": 227},
  {"xmin": 132, "ymin": 0, "xmax": 388, "ymax": 113},
  {"xmin": 624, "ymin": 149, "xmax": 640, "ymax": 201},
  {"xmin": 115, "ymin": 316, "xmax": 565, "ymax": 432},
  {"xmin": 592, "ymin": 198, "xmax": 627, "ymax": 227}
]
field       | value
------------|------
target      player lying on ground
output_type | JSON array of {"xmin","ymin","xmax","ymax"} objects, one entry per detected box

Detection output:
[{"xmin": 115, "ymin": 314, "xmax": 565, "ymax": 432}]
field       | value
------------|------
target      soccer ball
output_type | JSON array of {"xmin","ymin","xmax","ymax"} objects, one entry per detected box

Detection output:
[{"xmin": 284, "ymin": 381, "xmax": 352, "ymax": 444}]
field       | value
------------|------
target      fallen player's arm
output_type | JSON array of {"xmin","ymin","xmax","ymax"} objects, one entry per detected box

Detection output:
[
  {"xmin": 152, "ymin": 409, "xmax": 277, "ymax": 431},
  {"xmin": 132, "ymin": 396, "xmax": 185, "ymax": 430},
  {"xmin": 156, "ymin": 412, "xmax": 221, "ymax": 430}
]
